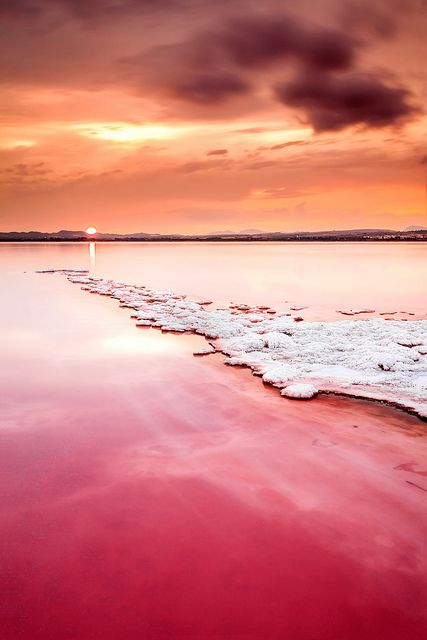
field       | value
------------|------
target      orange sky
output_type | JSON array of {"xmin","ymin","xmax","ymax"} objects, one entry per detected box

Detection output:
[{"xmin": 0, "ymin": 0, "xmax": 426, "ymax": 233}]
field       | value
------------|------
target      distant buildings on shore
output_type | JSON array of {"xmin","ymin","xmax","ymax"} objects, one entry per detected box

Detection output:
[{"xmin": 1, "ymin": 229, "xmax": 427, "ymax": 242}]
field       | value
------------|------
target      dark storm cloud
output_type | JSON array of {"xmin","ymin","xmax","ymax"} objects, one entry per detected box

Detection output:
[
  {"xmin": 216, "ymin": 15, "xmax": 356, "ymax": 71},
  {"xmin": 135, "ymin": 12, "xmax": 359, "ymax": 80},
  {"xmin": 123, "ymin": 12, "xmax": 359, "ymax": 106},
  {"xmin": 121, "ymin": 5, "xmax": 420, "ymax": 125},
  {"xmin": 275, "ymin": 74, "xmax": 417, "ymax": 132},
  {"xmin": 0, "ymin": 0, "xmax": 422, "ymax": 130}
]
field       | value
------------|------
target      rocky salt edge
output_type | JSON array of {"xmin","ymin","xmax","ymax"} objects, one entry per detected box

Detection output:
[{"xmin": 41, "ymin": 271, "xmax": 427, "ymax": 418}]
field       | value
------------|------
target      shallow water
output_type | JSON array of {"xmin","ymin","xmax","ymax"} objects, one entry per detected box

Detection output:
[
  {"xmin": 2, "ymin": 240, "xmax": 426, "ymax": 320},
  {"xmin": 1, "ymin": 243, "xmax": 427, "ymax": 639}
]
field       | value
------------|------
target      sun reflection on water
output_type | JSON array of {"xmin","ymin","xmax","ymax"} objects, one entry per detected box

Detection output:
[{"xmin": 89, "ymin": 241, "xmax": 96, "ymax": 268}]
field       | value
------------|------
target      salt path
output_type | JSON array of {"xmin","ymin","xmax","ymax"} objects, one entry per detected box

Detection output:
[{"xmin": 38, "ymin": 270, "xmax": 427, "ymax": 419}]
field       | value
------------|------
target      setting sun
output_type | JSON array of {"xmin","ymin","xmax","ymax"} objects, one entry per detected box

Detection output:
[{"xmin": 85, "ymin": 226, "xmax": 97, "ymax": 235}]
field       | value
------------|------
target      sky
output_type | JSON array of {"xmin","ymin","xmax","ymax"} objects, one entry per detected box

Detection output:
[{"xmin": 0, "ymin": 0, "xmax": 426, "ymax": 233}]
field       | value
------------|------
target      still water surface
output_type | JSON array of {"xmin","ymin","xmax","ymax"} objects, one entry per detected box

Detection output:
[
  {"xmin": 1, "ymin": 240, "xmax": 426, "ymax": 319},
  {"xmin": 0, "ymin": 242, "xmax": 426, "ymax": 639}
]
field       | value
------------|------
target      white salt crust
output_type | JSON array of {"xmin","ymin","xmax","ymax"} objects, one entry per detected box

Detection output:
[
  {"xmin": 193, "ymin": 348, "xmax": 215, "ymax": 356},
  {"xmin": 41, "ymin": 271, "xmax": 427, "ymax": 418},
  {"xmin": 337, "ymin": 309, "xmax": 375, "ymax": 316},
  {"xmin": 281, "ymin": 384, "xmax": 318, "ymax": 399}
]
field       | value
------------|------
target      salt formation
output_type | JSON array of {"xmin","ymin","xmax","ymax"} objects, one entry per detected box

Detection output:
[
  {"xmin": 281, "ymin": 384, "xmax": 318, "ymax": 399},
  {"xmin": 337, "ymin": 309, "xmax": 375, "ymax": 316},
  {"xmin": 41, "ymin": 271, "xmax": 427, "ymax": 418},
  {"xmin": 36, "ymin": 268, "xmax": 89, "ymax": 274},
  {"xmin": 193, "ymin": 348, "xmax": 215, "ymax": 356}
]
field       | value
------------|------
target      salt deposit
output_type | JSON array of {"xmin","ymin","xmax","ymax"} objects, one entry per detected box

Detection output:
[
  {"xmin": 337, "ymin": 309, "xmax": 375, "ymax": 316},
  {"xmin": 36, "ymin": 268, "xmax": 89, "ymax": 274},
  {"xmin": 281, "ymin": 384, "xmax": 318, "ymax": 399},
  {"xmin": 193, "ymin": 347, "xmax": 215, "ymax": 356},
  {"xmin": 39, "ymin": 271, "xmax": 427, "ymax": 418}
]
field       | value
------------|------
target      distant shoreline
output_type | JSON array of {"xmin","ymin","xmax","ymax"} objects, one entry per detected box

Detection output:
[{"xmin": 1, "ymin": 236, "xmax": 427, "ymax": 243}]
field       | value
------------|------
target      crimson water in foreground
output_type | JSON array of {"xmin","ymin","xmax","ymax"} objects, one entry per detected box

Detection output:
[{"xmin": 1, "ymin": 243, "xmax": 426, "ymax": 639}]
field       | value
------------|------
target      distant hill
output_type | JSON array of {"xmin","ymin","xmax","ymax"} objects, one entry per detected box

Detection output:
[
  {"xmin": 1, "ymin": 228, "xmax": 427, "ymax": 242},
  {"xmin": 405, "ymin": 225, "xmax": 427, "ymax": 231},
  {"xmin": 205, "ymin": 228, "xmax": 265, "ymax": 235}
]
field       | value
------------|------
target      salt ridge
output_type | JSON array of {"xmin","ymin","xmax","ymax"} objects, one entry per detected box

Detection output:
[{"xmin": 42, "ymin": 271, "xmax": 427, "ymax": 418}]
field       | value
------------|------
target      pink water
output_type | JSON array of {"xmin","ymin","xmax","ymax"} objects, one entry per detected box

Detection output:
[
  {"xmin": 1, "ymin": 243, "xmax": 426, "ymax": 639},
  {"xmin": 2, "ymin": 240, "xmax": 426, "ymax": 319}
]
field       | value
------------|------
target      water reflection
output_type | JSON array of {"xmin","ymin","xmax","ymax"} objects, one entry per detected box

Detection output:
[
  {"xmin": 0, "ymin": 241, "xmax": 425, "ymax": 320},
  {"xmin": 0, "ymin": 244, "xmax": 427, "ymax": 639},
  {"xmin": 89, "ymin": 241, "xmax": 96, "ymax": 268}
]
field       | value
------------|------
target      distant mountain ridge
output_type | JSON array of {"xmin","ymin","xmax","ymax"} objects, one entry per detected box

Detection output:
[{"xmin": 1, "ymin": 227, "xmax": 427, "ymax": 241}]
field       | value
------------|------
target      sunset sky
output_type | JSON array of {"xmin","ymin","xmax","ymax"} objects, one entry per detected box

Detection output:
[{"xmin": 1, "ymin": 0, "xmax": 426, "ymax": 233}]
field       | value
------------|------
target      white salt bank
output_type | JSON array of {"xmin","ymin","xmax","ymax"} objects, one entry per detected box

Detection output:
[
  {"xmin": 281, "ymin": 384, "xmax": 318, "ymax": 399},
  {"xmin": 38, "ymin": 271, "xmax": 427, "ymax": 419}
]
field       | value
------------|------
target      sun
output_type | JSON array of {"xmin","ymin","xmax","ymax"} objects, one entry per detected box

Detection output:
[{"xmin": 85, "ymin": 226, "xmax": 97, "ymax": 235}]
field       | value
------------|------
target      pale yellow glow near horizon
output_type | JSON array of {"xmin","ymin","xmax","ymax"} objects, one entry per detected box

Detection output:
[
  {"xmin": 85, "ymin": 226, "xmax": 97, "ymax": 235},
  {"xmin": 76, "ymin": 122, "xmax": 184, "ymax": 143},
  {"xmin": 74, "ymin": 120, "xmax": 313, "ymax": 146}
]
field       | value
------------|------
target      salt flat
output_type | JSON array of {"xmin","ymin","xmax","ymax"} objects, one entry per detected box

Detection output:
[{"xmin": 50, "ymin": 270, "xmax": 427, "ymax": 418}]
